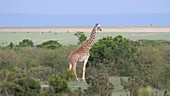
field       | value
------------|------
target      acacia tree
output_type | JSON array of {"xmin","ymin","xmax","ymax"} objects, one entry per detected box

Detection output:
[
  {"xmin": 74, "ymin": 32, "xmax": 87, "ymax": 45},
  {"xmin": 19, "ymin": 39, "xmax": 34, "ymax": 47}
]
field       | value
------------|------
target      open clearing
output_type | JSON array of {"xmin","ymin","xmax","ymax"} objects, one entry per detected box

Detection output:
[{"xmin": 0, "ymin": 26, "xmax": 170, "ymax": 46}]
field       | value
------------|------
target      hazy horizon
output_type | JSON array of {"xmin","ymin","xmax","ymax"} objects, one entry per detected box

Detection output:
[
  {"xmin": 1, "ymin": 13, "xmax": 170, "ymax": 27},
  {"xmin": 0, "ymin": 0, "xmax": 170, "ymax": 26}
]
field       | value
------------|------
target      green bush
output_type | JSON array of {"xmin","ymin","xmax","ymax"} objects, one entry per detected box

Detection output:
[
  {"xmin": 19, "ymin": 39, "xmax": 34, "ymax": 47},
  {"xmin": 49, "ymin": 73, "xmax": 71, "ymax": 94},
  {"xmin": 0, "ymin": 81, "xmax": 24, "ymax": 96},
  {"xmin": 37, "ymin": 40, "xmax": 62, "ymax": 49},
  {"xmin": 0, "ymin": 72, "xmax": 41, "ymax": 96},
  {"xmin": 136, "ymin": 46, "xmax": 166, "ymax": 88},
  {"xmin": 14, "ymin": 76, "xmax": 41, "ymax": 96},
  {"xmin": 90, "ymin": 35, "xmax": 139, "ymax": 76},
  {"xmin": 85, "ymin": 72, "xmax": 114, "ymax": 96},
  {"xmin": 0, "ymin": 45, "xmax": 77, "ymax": 81}
]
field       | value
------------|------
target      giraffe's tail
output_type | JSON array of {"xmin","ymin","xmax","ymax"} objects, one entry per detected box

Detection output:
[
  {"xmin": 69, "ymin": 63, "xmax": 72, "ymax": 70},
  {"xmin": 67, "ymin": 63, "xmax": 72, "ymax": 72}
]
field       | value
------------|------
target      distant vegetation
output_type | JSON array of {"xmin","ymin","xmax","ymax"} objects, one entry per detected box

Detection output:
[
  {"xmin": 1, "ymin": 32, "xmax": 170, "ymax": 46},
  {"xmin": 0, "ymin": 34, "xmax": 170, "ymax": 96},
  {"xmin": 74, "ymin": 32, "xmax": 87, "ymax": 45}
]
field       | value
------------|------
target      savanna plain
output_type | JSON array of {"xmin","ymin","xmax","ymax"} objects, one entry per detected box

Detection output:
[
  {"xmin": 0, "ymin": 26, "xmax": 170, "ymax": 96},
  {"xmin": 0, "ymin": 26, "xmax": 170, "ymax": 46}
]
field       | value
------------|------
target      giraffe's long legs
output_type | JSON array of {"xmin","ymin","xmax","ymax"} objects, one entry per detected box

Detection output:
[
  {"xmin": 73, "ymin": 68, "xmax": 79, "ymax": 81},
  {"xmin": 71, "ymin": 62, "xmax": 80, "ymax": 82},
  {"xmin": 73, "ymin": 70, "xmax": 79, "ymax": 82},
  {"xmin": 82, "ymin": 58, "xmax": 89, "ymax": 82}
]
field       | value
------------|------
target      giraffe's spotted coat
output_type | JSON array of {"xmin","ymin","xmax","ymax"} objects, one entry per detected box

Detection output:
[{"xmin": 68, "ymin": 24, "xmax": 102, "ymax": 81}]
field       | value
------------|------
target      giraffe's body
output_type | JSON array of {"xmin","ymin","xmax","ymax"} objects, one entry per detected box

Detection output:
[
  {"xmin": 68, "ymin": 24, "xmax": 102, "ymax": 81},
  {"xmin": 69, "ymin": 44, "xmax": 90, "ymax": 62}
]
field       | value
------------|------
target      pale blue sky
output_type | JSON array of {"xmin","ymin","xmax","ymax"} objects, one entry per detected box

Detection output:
[
  {"xmin": 1, "ymin": 0, "xmax": 170, "ymax": 14},
  {"xmin": 0, "ymin": 0, "xmax": 170, "ymax": 26}
]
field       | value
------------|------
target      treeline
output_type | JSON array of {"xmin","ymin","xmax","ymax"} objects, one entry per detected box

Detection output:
[{"xmin": 0, "ymin": 34, "xmax": 170, "ymax": 96}]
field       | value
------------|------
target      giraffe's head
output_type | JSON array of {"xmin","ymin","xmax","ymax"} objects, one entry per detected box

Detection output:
[{"xmin": 95, "ymin": 23, "xmax": 102, "ymax": 32}]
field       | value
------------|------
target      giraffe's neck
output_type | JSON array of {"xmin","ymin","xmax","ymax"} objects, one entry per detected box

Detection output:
[{"xmin": 86, "ymin": 27, "xmax": 97, "ymax": 48}]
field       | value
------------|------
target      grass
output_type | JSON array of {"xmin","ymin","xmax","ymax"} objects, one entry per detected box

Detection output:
[{"xmin": 1, "ymin": 32, "xmax": 170, "ymax": 46}]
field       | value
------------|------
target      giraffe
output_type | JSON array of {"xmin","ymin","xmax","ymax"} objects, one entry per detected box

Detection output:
[{"xmin": 68, "ymin": 23, "xmax": 102, "ymax": 82}]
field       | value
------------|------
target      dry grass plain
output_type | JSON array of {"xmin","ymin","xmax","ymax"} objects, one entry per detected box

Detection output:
[
  {"xmin": 1, "ymin": 26, "xmax": 170, "ymax": 33},
  {"xmin": 1, "ymin": 26, "xmax": 170, "ymax": 46}
]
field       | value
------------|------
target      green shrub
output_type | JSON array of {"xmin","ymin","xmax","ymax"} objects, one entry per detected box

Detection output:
[
  {"xmin": 19, "ymin": 39, "xmax": 34, "ymax": 47},
  {"xmin": 85, "ymin": 72, "xmax": 114, "ymax": 96},
  {"xmin": 0, "ymin": 81, "xmax": 24, "ymax": 96},
  {"xmin": 37, "ymin": 40, "xmax": 62, "ymax": 49},
  {"xmin": 0, "ymin": 72, "xmax": 41, "ymax": 96},
  {"xmin": 14, "ymin": 76, "xmax": 41, "ymax": 96},
  {"xmin": 90, "ymin": 35, "xmax": 139, "ymax": 76},
  {"xmin": 49, "ymin": 73, "xmax": 71, "ymax": 94}
]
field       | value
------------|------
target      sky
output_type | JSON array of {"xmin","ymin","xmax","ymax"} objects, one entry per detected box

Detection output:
[{"xmin": 0, "ymin": 0, "xmax": 170, "ymax": 26}]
